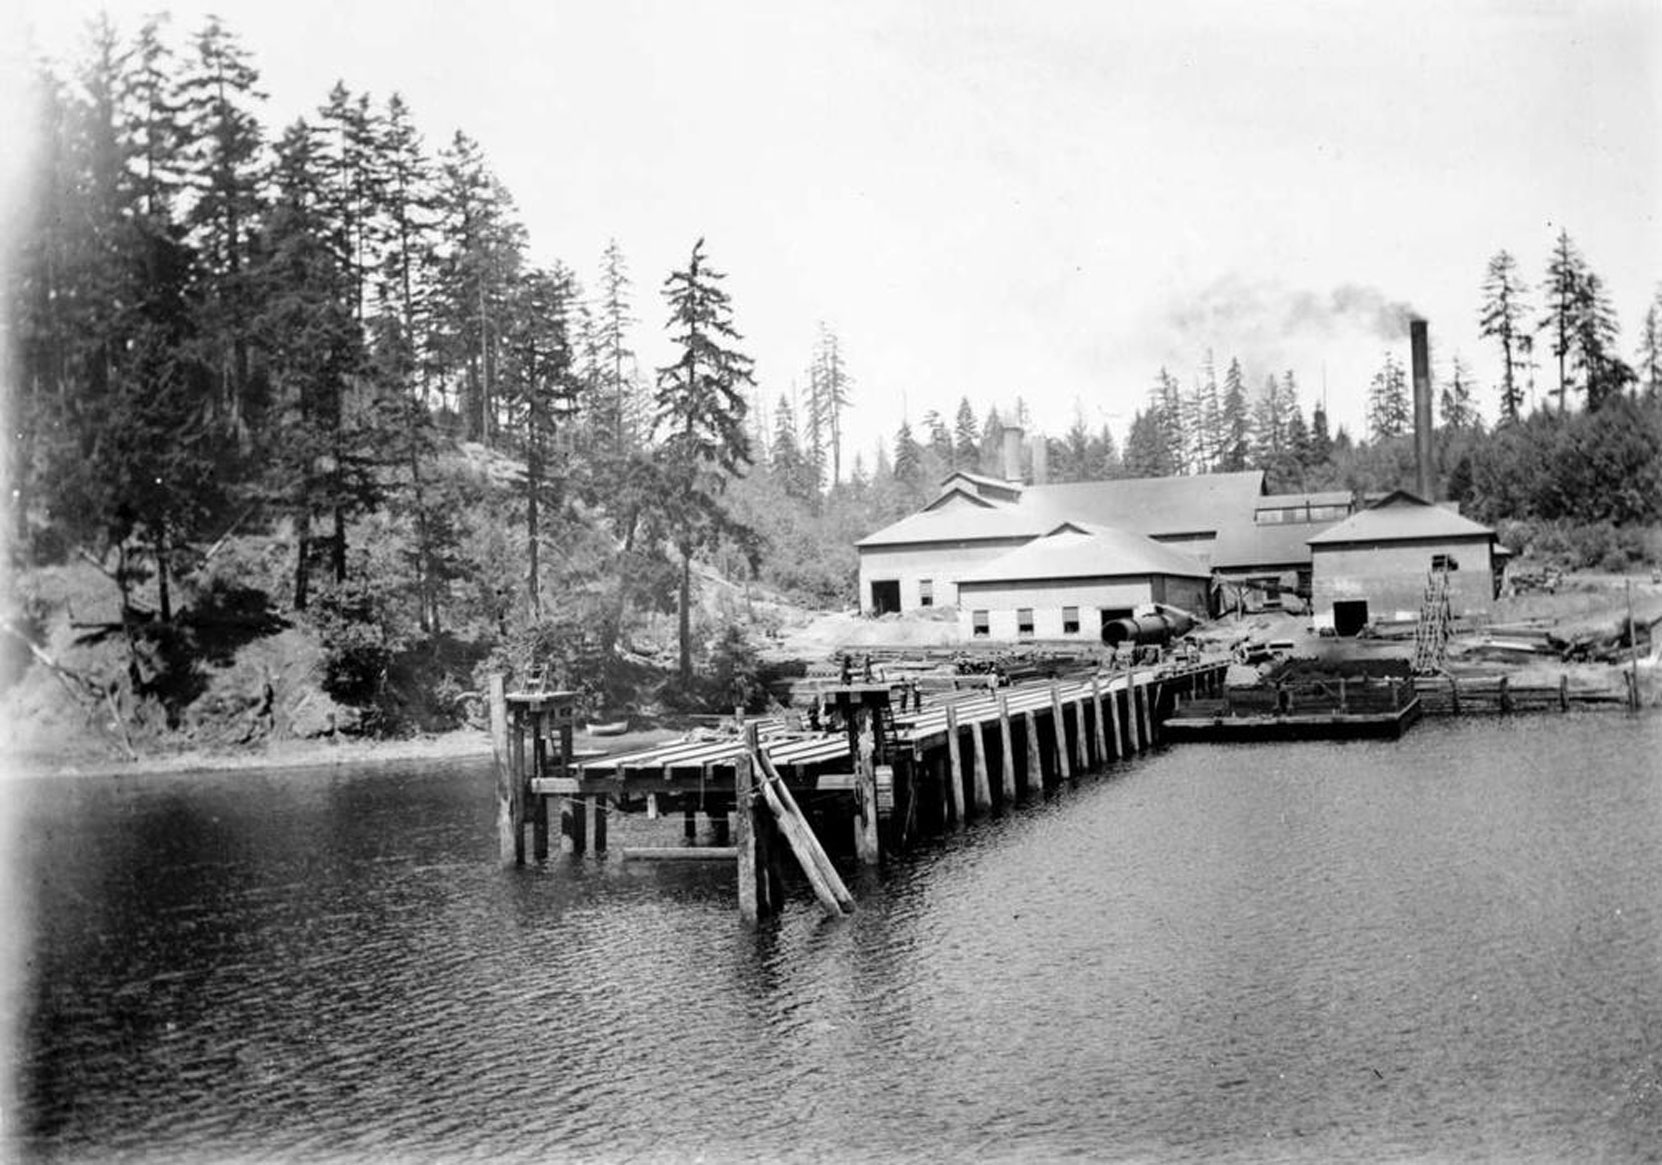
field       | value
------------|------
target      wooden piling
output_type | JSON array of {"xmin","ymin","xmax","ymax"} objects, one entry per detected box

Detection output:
[
  {"xmin": 684, "ymin": 802, "xmax": 698, "ymax": 842},
  {"xmin": 1559, "ymin": 673, "xmax": 1569, "ymax": 712},
  {"xmin": 1073, "ymin": 697, "xmax": 1090, "ymax": 771},
  {"xmin": 1125, "ymin": 669, "xmax": 1142, "ymax": 753},
  {"xmin": 1449, "ymin": 675, "xmax": 1460, "ymax": 714},
  {"xmin": 567, "ymin": 792, "xmax": 587, "ymax": 854},
  {"xmin": 997, "ymin": 692, "xmax": 1017, "ymax": 801},
  {"xmin": 1090, "ymin": 678, "xmax": 1109, "ymax": 762},
  {"xmin": 970, "ymin": 718, "xmax": 993, "ymax": 813},
  {"xmin": 592, "ymin": 797, "xmax": 608, "ymax": 853},
  {"xmin": 532, "ymin": 715, "xmax": 550, "ymax": 861},
  {"xmin": 1107, "ymin": 678, "xmax": 1123, "ymax": 759},
  {"xmin": 1049, "ymin": 684, "xmax": 1072, "ymax": 780},
  {"xmin": 735, "ymin": 746, "xmax": 759, "ymax": 924},
  {"xmin": 489, "ymin": 675, "xmax": 520, "ymax": 866},
  {"xmin": 1024, "ymin": 710, "xmax": 1045, "ymax": 791},
  {"xmin": 854, "ymin": 743, "xmax": 881, "ymax": 866},
  {"xmin": 944, "ymin": 704, "xmax": 967, "ymax": 824},
  {"xmin": 1498, "ymin": 675, "xmax": 1512, "ymax": 714}
]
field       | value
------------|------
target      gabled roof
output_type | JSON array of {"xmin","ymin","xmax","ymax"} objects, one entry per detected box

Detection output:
[
  {"xmin": 1211, "ymin": 520, "xmax": 1327, "ymax": 570},
  {"xmin": 1306, "ymin": 490, "xmax": 1495, "ymax": 546},
  {"xmin": 855, "ymin": 506, "xmax": 1054, "ymax": 548},
  {"xmin": 937, "ymin": 470, "xmax": 1023, "ymax": 501},
  {"xmin": 858, "ymin": 470, "xmax": 1266, "ymax": 549},
  {"xmin": 922, "ymin": 485, "xmax": 998, "ymax": 512},
  {"xmin": 956, "ymin": 525, "xmax": 1211, "ymax": 585}
]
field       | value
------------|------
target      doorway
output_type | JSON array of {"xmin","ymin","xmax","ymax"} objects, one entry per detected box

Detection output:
[
  {"xmin": 870, "ymin": 579, "xmax": 900, "ymax": 615},
  {"xmin": 1332, "ymin": 599, "xmax": 1370, "ymax": 637}
]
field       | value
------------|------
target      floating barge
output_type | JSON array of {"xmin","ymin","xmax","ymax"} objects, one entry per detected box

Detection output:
[
  {"xmin": 1162, "ymin": 677, "xmax": 1421, "ymax": 742},
  {"xmin": 488, "ymin": 656, "xmax": 1231, "ymax": 920}
]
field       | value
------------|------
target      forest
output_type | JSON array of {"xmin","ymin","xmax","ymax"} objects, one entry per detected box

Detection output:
[{"xmin": 5, "ymin": 15, "xmax": 1661, "ymax": 741}]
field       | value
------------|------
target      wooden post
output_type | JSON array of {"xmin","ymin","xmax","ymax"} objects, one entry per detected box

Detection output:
[
  {"xmin": 1091, "ymin": 678, "xmax": 1109, "ymax": 762},
  {"xmin": 1049, "ymin": 684, "xmax": 1072, "ymax": 780},
  {"xmin": 1025, "ymin": 710, "xmax": 1045, "ymax": 792},
  {"xmin": 490, "ymin": 675, "xmax": 518, "ymax": 866},
  {"xmin": 1125, "ymin": 670, "xmax": 1142, "ymax": 752},
  {"xmin": 592, "ymin": 796, "xmax": 608, "ymax": 853},
  {"xmin": 854, "ymin": 731, "xmax": 881, "ymax": 867},
  {"xmin": 1450, "ymin": 675, "xmax": 1461, "ymax": 715},
  {"xmin": 532, "ymin": 711, "xmax": 550, "ymax": 860},
  {"xmin": 755, "ymin": 747, "xmax": 854, "ymax": 916},
  {"xmin": 1559, "ymin": 673, "xmax": 1569, "ymax": 712},
  {"xmin": 735, "ymin": 747, "xmax": 758, "ymax": 924},
  {"xmin": 1107, "ymin": 678, "xmax": 1123, "ymax": 758},
  {"xmin": 1498, "ymin": 674, "xmax": 1512, "ymax": 714},
  {"xmin": 684, "ymin": 802, "xmax": 698, "ymax": 842},
  {"xmin": 970, "ymin": 719, "xmax": 993, "ymax": 814},
  {"xmin": 997, "ymin": 691, "xmax": 1017, "ymax": 801},
  {"xmin": 944, "ymin": 704, "xmax": 966, "ymax": 824},
  {"xmin": 1338, "ymin": 677, "xmax": 1348, "ymax": 713},
  {"xmin": 567, "ymin": 790, "xmax": 587, "ymax": 854},
  {"xmin": 1073, "ymin": 697, "xmax": 1090, "ymax": 771}
]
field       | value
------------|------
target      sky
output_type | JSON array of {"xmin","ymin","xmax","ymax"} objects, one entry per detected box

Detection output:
[{"xmin": 7, "ymin": 0, "xmax": 1661, "ymax": 469}]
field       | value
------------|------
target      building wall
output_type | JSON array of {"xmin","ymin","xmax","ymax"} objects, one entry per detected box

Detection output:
[
  {"xmin": 1311, "ymin": 537, "xmax": 1495, "ymax": 621},
  {"xmin": 857, "ymin": 539, "xmax": 1032, "ymax": 614},
  {"xmin": 954, "ymin": 574, "xmax": 1206, "ymax": 640}
]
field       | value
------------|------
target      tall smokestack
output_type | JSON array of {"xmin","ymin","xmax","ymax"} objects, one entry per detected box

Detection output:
[
  {"xmin": 1410, "ymin": 317, "xmax": 1434, "ymax": 499},
  {"xmin": 1002, "ymin": 425, "xmax": 1024, "ymax": 483}
]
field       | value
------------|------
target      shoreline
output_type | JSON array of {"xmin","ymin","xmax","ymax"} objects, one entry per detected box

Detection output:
[{"xmin": 1, "ymin": 722, "xmax": 693, "ymax": 783}]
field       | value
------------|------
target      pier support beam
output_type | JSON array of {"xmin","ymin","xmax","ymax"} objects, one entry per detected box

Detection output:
[
  {"xmin": 490, "ymin": 675, "xmax": 521, "ymax": 867},
  {"xmin": 1125, "ymin": 669, "xmax": 1142, "ymax": 753},
  {"xmin": 1049, "ymin": 684, "xmax": 1072, "ymax": 780},
  {"xmin": 997, "ymin": 692, "xmax": 1017, "ymax": 801},
  {"xmin": 945, "ymin": 705, "xmax": 967, "ymax": 825},
  {"xmin": 736, "ymin": 747, "xmax": 759, "ymax": 924},
  {"xmin": 970, "ymin": 720, "xmax": 993, "ymax": 814},
  {"xmin": 1091, "ymin": 678, "xmax": 1110, "ymax": 762},
  {"xmin": 1073, "ymin": 697, "xmax": 1090, "ymax": 771},
  {"xmin": 1024, "ymin": 710, "xmax": 1045, "ymax": 792}
]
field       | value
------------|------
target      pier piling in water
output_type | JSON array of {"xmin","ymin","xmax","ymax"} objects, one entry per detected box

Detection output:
[{"xmin": 495, "ymin": 659, "xmax": 1230, "ymax": 916}]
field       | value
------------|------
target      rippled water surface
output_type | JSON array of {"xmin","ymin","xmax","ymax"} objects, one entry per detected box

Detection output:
[{"xmin": 11, "ymin": 714, "xmax": 1662, "ymax": 1162}]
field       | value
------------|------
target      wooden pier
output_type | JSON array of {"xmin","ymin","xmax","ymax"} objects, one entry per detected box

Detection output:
[{"xmin": 490, "ymin": 657, "xmax": 1230, "ymax": 921}]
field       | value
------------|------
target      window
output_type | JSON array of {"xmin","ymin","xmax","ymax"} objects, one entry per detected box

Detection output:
[
  {"xmin": 919, "ymin": 578, "xmax": 934, "ymax": 607},
  {"xmin": 972, "ymin": 610, "xmax": 990, "ymax": 638},
  {"xmin": 1062, "ymin": 606, "xmax": 1080, "ymax": 634},
  {"xmin": 1017, "ymin": 608, "xmax": 1034, "ymax": 637},
  {"xmin": 1432, "ymin": 553, "xmax": 1460, "ymax": 572}
]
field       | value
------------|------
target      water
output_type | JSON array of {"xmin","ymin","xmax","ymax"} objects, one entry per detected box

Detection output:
[{"xmin": 10, "ymin": 714, "xmax": 1662, "ymax": 1163}]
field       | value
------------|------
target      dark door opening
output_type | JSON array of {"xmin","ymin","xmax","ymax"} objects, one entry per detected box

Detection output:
[
  {"xmin": 870, "ymin": 579, "xmax": 901, "ymax": 615},
  {"xmin": 1099, "ymin": 607, "xmax": 1134, "ymax": 642},
  {"xmin": 1333, "ymin": 599, "xmax": 1370, "ymax": 637}
]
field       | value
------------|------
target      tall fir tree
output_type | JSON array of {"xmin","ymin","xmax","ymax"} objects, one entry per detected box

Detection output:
[
  {"xmin": 1538, "ymin": 229, "xmax": 1588, "ymax": 414},
  {"xmin": 1478, "ymin": 249, "xmax": 1530, "ymax": 424},
  {"xmin": 653, "ymin": 238, "xmax": 755, "ymax": 678}
]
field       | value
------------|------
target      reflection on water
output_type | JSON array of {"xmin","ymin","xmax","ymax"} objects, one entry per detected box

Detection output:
[{"xmin": 11, "ymin": 715, "xmax": 1662, "ymax": 1162}]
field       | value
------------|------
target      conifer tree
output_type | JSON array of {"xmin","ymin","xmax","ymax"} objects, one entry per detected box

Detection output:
[
  {"xmin": 1538, "ymin": 229, "xmax": 1588, "ymax": 414},
  {"xmin": 653, "ymin": 238, "xmax": 755, "ymax": 677},
  {"xmin": 953, "ymin": 397, "xmax": 979, "ymax": 471},
  {"xmin": 1439, "ymin": 354, "xmax": 1480, "ymax": 430},
  {"xmin": 1217, "ymin": 357, "xmax": 1251, "ymax": 471},
  {"xmin": 1478, "ymin": 250, "xmax": 1530, "ymax": 424},
  {"xmin": 1636, "ymin": 289, "xmax": 1662, "ymax": 401},
  {"xmin": 1366, "ymin": 352, "xmax": 1411, "ymax": 440},
  {"xmin": 178, "ymin": 15, "xmax": 267, "ymax": 435}
]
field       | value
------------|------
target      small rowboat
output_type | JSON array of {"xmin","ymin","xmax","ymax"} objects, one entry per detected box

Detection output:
[{"xmin": 586, "ymin": 719, "xmax": 630, "ymax": 737}]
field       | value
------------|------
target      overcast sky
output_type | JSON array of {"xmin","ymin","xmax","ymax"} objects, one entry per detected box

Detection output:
[{"xmin": 9, "ymin": 0, "xmax": 1661, "ymax": 468}]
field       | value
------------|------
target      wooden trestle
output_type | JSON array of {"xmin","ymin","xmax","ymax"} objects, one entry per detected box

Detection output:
[{"xmin": 491, "ymin": 657, "xmax": 1231, "ymax": 922}]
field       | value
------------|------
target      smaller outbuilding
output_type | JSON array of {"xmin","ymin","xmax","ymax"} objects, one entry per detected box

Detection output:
[
  {"xmin": 954, "ymin": 522, "xmax": 1212, "ymax": 642},
  {"xmin": 1307, "ymin": 490, "xmax": 1501, "ymax": 635}
]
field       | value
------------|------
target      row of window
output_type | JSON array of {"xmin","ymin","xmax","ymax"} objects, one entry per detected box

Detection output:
[
  {"xmin": 971, "ymin": 607, "xmax": 1081, "ymax": 638},
  {"xmin": 1256, "ymin": 504, "xmax": 1351, "ymax": 524}
]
